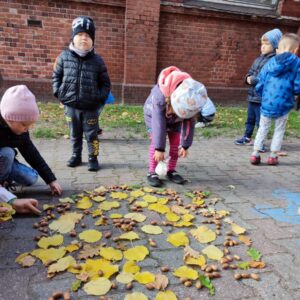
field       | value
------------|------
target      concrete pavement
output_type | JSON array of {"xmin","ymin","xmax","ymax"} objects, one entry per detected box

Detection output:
[{"xmin": 0, "ymin": 135, "xmax": 299, "ymax": 300}]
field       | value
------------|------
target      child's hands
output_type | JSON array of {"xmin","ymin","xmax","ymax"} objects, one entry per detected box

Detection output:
[
  {"xmin": 246, "ymin": 76, "xmax": 254, "ymax": 85},
  {"xmin": 49, "ymin": 180, "xmax": 62, "ymax": 196},
  {"xmin": 153, "ymin": 151, "xmax": 165, "ymax": 162},
  {"xmin": 178, "ymin": 148, "xmax": 188, "ymax": 158},
  {"xmin": 12, "ymin": 198, "xmax": 41, "ymax": 215}
]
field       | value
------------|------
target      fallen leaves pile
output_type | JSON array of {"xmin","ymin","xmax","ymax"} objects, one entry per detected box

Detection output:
[
  {"xmin": 0, "ymin": 202, "xmax": 15, "ymax": 222},
  {"xmin": 15, "ymin": 185, "xmax": 266, "ymax": 299}
]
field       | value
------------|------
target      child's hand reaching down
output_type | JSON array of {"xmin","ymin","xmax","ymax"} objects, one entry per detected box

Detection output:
[
  {"xmin": 153, "ymin": 150, "xmax": 165, "ymax": 162},
  {"xmin": 179, "ymin": 148, "xmax": 188, "ymax": 158},
  {"xmin": 49, "ymin": 180, "xmax": 62, "ymax": 196},
  {"xmin": 12, "ymin": 198, "xmax": 41, "ymax": 215}
]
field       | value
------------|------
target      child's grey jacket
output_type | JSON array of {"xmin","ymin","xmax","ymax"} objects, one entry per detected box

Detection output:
[
  {"xmin": 246, "ymin": 51, "xmax": 276, "ymax": 103},
  {"xmin": 144, "ymin": 85, "xmax": 195, "ymax": 151}
]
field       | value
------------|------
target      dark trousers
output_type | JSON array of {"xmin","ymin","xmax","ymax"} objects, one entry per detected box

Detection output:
[
  {"xmin": 64, "ymin": 106, "xmax": 99, "ymax": 157},
  {"xmin": 244, "ymin": 102, "xmax": 261, "ymax": 139}
]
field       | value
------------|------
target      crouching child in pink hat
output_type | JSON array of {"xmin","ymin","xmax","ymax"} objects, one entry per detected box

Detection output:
[
  {"xmin": 144, "ymin": 66, "xmax": 208, "ymax": 187},
  {"xmin": 0, "ymin": 85, "xmax": 62, "ymax": 214}
]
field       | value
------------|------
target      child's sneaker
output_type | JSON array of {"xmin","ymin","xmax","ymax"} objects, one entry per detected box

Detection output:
[
  {"xmin": 147, "ymin": 173, "xmax": 162, "ymax": 187},
  {"xmin": 235, "ymin": 136, "xmax": 251, "ymax": 145},
  {"xmin": 195, "ymin": 122, "xmax": 206, "ymax": 128},
  {"xmin": 250, "ymin": 155, "xmax": 261, "ymax": 165},
  {"xmin": 166, "ymin": 170, "xmax": 185, "ymax": 184},
  {"xmin": 267, "ymin": 156, "xmax": 278, "ymax": 165}
]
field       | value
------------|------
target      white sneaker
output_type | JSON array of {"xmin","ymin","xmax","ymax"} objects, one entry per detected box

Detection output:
[{"xmin": 195, "ymin": 122, "xmax": 205, "ymax": 128}]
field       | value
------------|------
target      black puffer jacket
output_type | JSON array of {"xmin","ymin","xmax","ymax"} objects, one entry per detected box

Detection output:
[
  {"xmin": 52, "ymin": 49, "xmax": 111, "ymax": 110},
  {"xmin": 0, "ymin": 116, "xmax": 56, "ymax": 184},
  {"xmin": 245, "ymin": 51, "xmax": 275, "ymax": 103}
]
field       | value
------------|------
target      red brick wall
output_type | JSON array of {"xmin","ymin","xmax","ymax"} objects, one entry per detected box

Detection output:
[
  {"xmin": 0, "ymin": 0, "xmax": 125, "ymax": 101},
  {"xmin": 281, "ymin": 0, "xmax": 300, "ymax": 18},
  {"xmin": 157, "ymin": 10, "xmax": 296, "ymax": 104},
  {"xmin": 0, "ymin": 0, "xmax": 299, "ymax": 104}
]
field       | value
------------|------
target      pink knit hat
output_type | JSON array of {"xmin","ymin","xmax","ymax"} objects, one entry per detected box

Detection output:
[
  {"xmin": 158, "ymin": 66, "xmax": 191, "ymax": 97},
  {"xmin": 0, "ymin": 85, "xmax": 39, "ymax": 122}
]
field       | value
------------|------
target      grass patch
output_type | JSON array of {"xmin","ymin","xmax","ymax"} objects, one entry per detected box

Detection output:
[{"xmin": 33, "ymin": 102, "xmax": 300, "ymax": 139}]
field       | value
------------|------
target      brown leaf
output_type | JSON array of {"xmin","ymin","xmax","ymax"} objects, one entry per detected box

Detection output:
[
  {"xmin": 76, "ymin": 272, "xmax": 90, "ymax": 282},
  {"xmin": 21, "ymin": 255, "xmax": 36, "ymax": 267},
  {"xmin": 77, "ymin": 244, "xmax": 101, "ymax": 260},
  {"xmin": 183, "ymin": 245, "xmax": 200, "ymax": 259},
  {"xmin": 238, "ymin": 235, "xmax": 252, "ymax": 246},
  {"xmin": 170, "ymin": 205, "xmax": 188, "ymax": 215},
  {"xmin": 153, "ymin": 274, "xmax": 169, "ymax": 290},
  {"xmin": 249, "ymin": 261, "xmax": 266, "ymax": 269}
]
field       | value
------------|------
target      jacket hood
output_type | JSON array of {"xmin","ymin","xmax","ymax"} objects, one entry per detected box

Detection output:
[{"xmin": 268, "ymin": 52, "xmax": 298, "ymax": 76}]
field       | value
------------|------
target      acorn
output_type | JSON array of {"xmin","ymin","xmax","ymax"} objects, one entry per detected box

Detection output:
[
  {"xmin": 250, "ymin": 273, "xmax": 260, "ymax": 281},
  {"xmin": 52, "ymin": 291, "xmax": 63, "ymax": 299},
  {"xmin": 126, "ymin": 282, "xmax": 133, "ymax": 290},
  {"xmin": 184, "ymin": 280, "xmax": 193, "ymax": 287},
  {"xmin": 63, "ymin": 292, "xmax": 71, "ymax": 300},
  {"xmin": 161, "ymin": 266, "xmax": 169, "ymax": 272},
  {"xmin": 195, "ymin": 281, "xmax": 203, "ymax": 289},
  {"xmin": 234, "ymin": 273, "xmax": 242, "ymax": 280}
]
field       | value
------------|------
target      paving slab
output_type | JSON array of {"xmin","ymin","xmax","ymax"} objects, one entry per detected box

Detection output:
[{"xmin": 1, "ymin": 137, "xmax": 299, "ymax": 300}]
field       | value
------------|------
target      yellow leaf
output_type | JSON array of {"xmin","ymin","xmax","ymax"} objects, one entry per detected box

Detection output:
[
  {"xmin": 122, "ymin": 261, "xmax": 140, "ymax": 274},
  {"xmin": 116, "ymin": 272, "xmax": 134, "ymax": 284},
  {"xmin": 109, "ymin": 213, "xmax": 123, "ymax": 219},
  {"xmin": 65, "ymin": 244, "xmax": 80, "ymax": 253},
  {"xmin": 130, "ymin": 190, "xmax": 145, "ymax": 198},
  {"xmin": 31, "ymin": 247, "xmax": 66, "ymax": 265},
  {"xmin": 143, "ymin": 187, "xmax": 153, "ymax": 193},
  {"xmin": 99, "ymin": 201, "xmax": 120, "ymax": 211},
  {"xmin": 155, "ymin": 290, "xmax": 178, "ymax": 300},
  {"xmin": 92, "ymin": 209, "xmax": 102, "ymax": 217},
  {"xmin": 124, "ymin": 246, "xmax": 149, "ymax": 261},
  {"xmin": 173, "ymin": 266, "xmax": 198, "ymax": 280},
  {"xmin": 59, "ymin": 197, "xmax": 74, "ymax": 203},
  {"xmin": 181, "ymin": 213, "xmax": 195, "ymax": 222},
  {"xmin": 94, "ymin": 217, "xmax": 107, "ymax": 226},
  {"xmin": 190, "ymin": 226, "xmax": 216, "ymax": 243},
  {"xmin": 47, "ymin": 255, "xmax": 76, "ymax": 276},
  {"xmin": 141, "ymin": 225, "xmax": 163, "ymax": 235},
  {"xmin": 171, "ymin": 205, "xmax": 188, "ymax": 215},
  {"xmin": 76, "ymin": 196, "xmax": 93, "ymax": 209},
  {"xmin": 118, "ymin": 231, "xmax": 140, "ymax": 241},
  {"xmin": 157, "ymin": 197, "xmax": 169, "ymax": 205},
  {"xmin": 148, "ymin": 203, "xmax": 170, "ymax": 214},
  {"xmin": 91, "ymin": 195, "xmax": 106, "ymax": 202},
  {"xmin": 174, "ymin": 221, "xmax": 193, "ymax": 227},
  {"xmin": 217, "ymin": 210, "xmax": 230, "ymax": 217},
  {"xmin": 167, "ymin": 231, "xmax": 189, "ymax": 247},
  {"xmin": 82, "ymin": 258, "xmax": 119, "ymax": 279},
  {"xmin": 79, "ymin": 230, "xmax": 102, "ymax": 243},
  {"xmin": 49, "ymin": 212, "xmax": 83, "ymax": 234},
  {"xmin": 202, "ymin": 245, "xmax": 224, "ymax": 260},
  {"xmin": 165, "ymin": 212, "xmax": 180, "ymax": 222},
  {"xmin": 143, "ymin": 194, "xmax": 158, "ymax": 203},
  {"xmin": 0, "ymin": 203, "xmax": 15, "ymax": 221},
  {"xmin": 43, "ymin": 204, "xmax": 54, "ymax": 210},
  {"xmin": 83, "ymin": 277, "xmax": 112, "ymax": 296},
  {"xmin": 124, "ymin": 212, "xmax": 146, "ymax": 222},
  {"xmin": 37, "ymin": 234, "xmax": 64, "ymax": 249},
  {"xmin": 93, "ymin": 186, "xmax": 107, "ymax": 193},
  {"xmin": 134, "ymin": 271, "xmax": 155, "ymax": 284},
  {"xmin": 239, "ymin": 235, "xmax": 252, "ymax": 246},
  {"xmin": 110, "ymin": 192, "xmax": 128, "ymax": 200},
  {"xmin": 99, "ymin": 247, "xmax": 123, "ymax": 261},
  {"xmin": 125, "ymin": 292, "xmax": 149, "ymax": 300},
  {"xmin": 231, "ymin": 222, "xmax": 246, "ymax": 235},
  {"xmin": 134, "ymin": 201, "xmax": 148, "ymax": 208},
  {"xmin": 185, "ymin": 256, "xmax": 206, "ymax": 267}
]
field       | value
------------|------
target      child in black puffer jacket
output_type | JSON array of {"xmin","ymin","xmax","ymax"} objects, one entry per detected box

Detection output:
[{"xmin": 52, "ymin": 16, "xmax": 111, "ymax": 171}]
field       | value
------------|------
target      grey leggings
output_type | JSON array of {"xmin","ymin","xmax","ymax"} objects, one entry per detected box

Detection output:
[{"xmin": 254, "ymin": 114, "xmax": 289, "ymax": 153}]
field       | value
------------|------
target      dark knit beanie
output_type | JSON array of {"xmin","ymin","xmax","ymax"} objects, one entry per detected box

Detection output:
[{"xmin": 71, "ymin": 16, "xmax": 95, "ymax": 43}]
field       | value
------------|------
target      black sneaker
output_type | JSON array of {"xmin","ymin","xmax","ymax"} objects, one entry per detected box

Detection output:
[
  {"xmin": 67, "ymin": 155, "xmax": 82, "ymax": 168},
  {"xmin": 88, "ymin": 156, "xmax": 99, "ymax": 172},
  {"xmin": 234, "ymin": 136, "xmax": 251, "ymax": 145},
  {"xmin": 147, "ymin": 173, "xmax": 162, "ymax": 187},
  {"xmin": 166, "ymin": 170, "xmax": 185, "ymax": 184}
]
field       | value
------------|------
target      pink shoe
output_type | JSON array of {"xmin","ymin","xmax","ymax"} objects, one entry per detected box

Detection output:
[
  {"xmin": 267, "ymin": 156, "xmax": 278, "ymax": 165},
  {"xmin": 250, "ymin": 155, "xmax": 261, "ymax": 165}
]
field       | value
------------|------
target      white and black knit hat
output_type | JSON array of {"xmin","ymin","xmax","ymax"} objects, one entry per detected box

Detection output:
[{"xmin": 72, "ymin": 16, "xmax": 95, "ymax": 43}]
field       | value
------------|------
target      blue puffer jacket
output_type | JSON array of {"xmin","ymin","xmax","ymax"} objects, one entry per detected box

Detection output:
[
  {"xmin": 246, "ymin": 52, "xmax": 276, "ymax": 103},
  {"xmin": 256, "ymin": 52, "xmax": 300, "ymax": 118}
]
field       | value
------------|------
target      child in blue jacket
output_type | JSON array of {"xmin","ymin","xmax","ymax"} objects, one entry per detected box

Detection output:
[
  {"xmin": 250, "ymin": 33, "xmax": 300, "ymax": 165},
  {"xmin": 235, "ymin": 28, "xmax": 282, "ymax": 147}
]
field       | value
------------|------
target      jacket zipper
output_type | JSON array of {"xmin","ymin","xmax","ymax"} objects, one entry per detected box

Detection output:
[{"xmin": 77, "ymin": 58, "xmax": 83, "ymax": 103}]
